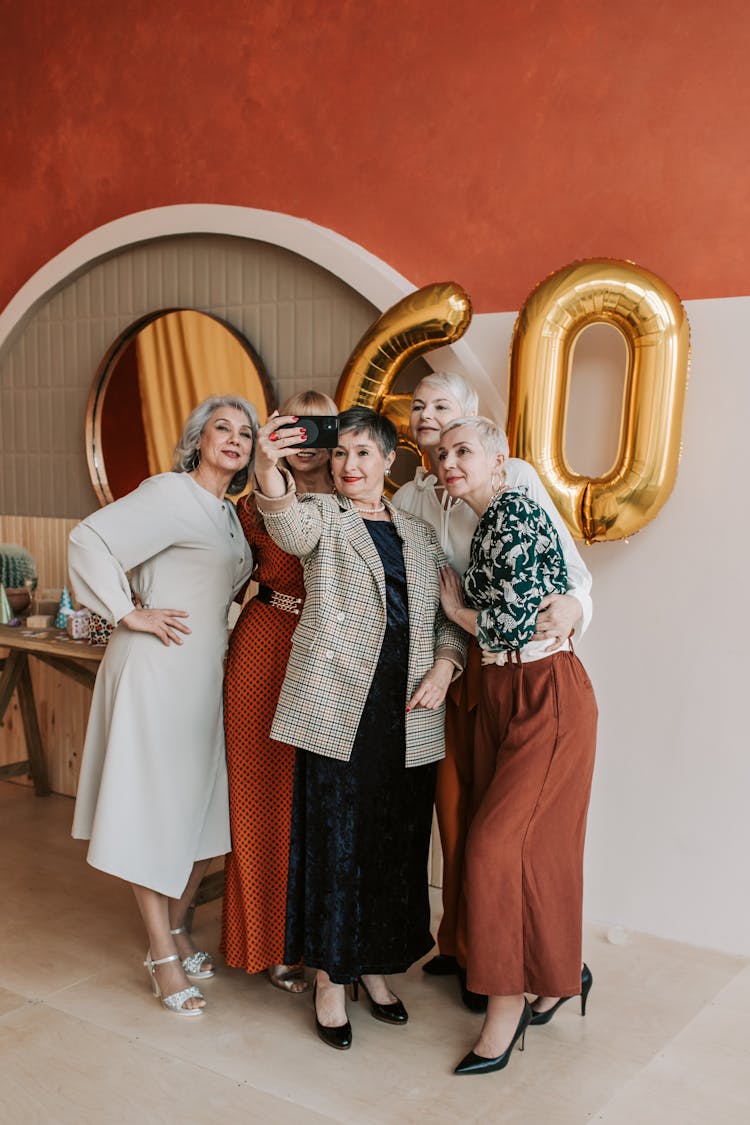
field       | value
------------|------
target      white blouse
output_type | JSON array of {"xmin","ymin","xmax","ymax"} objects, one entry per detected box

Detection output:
[{"xmin": 392, "ymin": 459, "xmax": 593, "ymax": 636}]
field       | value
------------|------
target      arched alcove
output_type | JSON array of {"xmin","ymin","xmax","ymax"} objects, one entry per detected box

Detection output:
[
  {"xmin": 0, "ymin": 234, "xmax": 381, "ymax": 516},
  {"xmin": 0, "ymin": 206, "xmax": 491, "ymax": 517}
]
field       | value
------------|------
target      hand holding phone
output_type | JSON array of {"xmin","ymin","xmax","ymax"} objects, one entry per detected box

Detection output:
[{"xmin": 277, "ymin": 415, "xmax": 339, "ymax": 449}]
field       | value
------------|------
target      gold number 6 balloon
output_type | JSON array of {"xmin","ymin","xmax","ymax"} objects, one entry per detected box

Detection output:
[
  {"xmin": 507, "ymin": 259, "xmax": 690, "ymax": 543},
  {"xmin": 336, "ymin": 282, "xmax": 472, "ymax": 491}
]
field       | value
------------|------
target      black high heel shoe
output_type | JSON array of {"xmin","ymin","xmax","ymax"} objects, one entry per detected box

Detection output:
[
  {"xmin": 454, "ymin": 999, "xmax": 532, "ymax": 1075},
  {"xmin": 356, "ymin": 977, "xmax": 408, "ymax": 1024},
  {"xmin": 312, "ymin": 980, "xmax": 352, "ymax": 1050},
  {"xmin": 529, "ymin": 963, "xmax": 593, "ymax": 1026},
  {"xmin": 457, "ymin": 968, "xmax": 488, "ymax": 1013},
  {"xmin": 422, "ymin": 953, "xmax": 459, "ymax": 976}
]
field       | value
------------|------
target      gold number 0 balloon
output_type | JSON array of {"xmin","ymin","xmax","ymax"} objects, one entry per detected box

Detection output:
[
  {"xmin": 507, "ymin": 259, "xmax": 690, "ymax": 543},
  {"xmin": 336, "ymin": 282, "xmax": 472, "ymax": 492}
]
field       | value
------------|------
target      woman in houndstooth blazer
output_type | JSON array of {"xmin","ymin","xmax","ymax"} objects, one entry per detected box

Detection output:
[{"xmin": 254, "ymin": 406, "xmax": 467, "ymax": 1051}]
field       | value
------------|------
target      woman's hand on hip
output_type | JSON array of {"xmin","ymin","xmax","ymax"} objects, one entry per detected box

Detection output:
[
  {"xmin": 533, "ymin": 593, "xmax": 581, "ymax": 652},
  {"xmin": 406, "ymin": 658, "xmax": 454, "ymax": 712},
  {"xmin": 120, "ymin": 608, "xmax": 191, "ymax": 647}
]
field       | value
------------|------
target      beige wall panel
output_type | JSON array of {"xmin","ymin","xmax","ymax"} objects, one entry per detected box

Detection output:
[
  {"xmin": 0, "ymin": 515, "xmax": 78, "ymax": 595},
  {"xmin": 0, "ymin": 235, "xmax": 377, "ymax": 517}
]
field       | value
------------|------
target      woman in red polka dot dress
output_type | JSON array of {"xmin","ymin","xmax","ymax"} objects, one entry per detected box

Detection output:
[{"xmin": 221, "ymin": 390, "xmax": 338, "ymax": 992}]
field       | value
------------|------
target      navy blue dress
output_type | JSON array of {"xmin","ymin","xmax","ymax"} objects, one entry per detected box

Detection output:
[{"xmin": 284, "ymin": 519, "xmax": 437, "ymax": 983}]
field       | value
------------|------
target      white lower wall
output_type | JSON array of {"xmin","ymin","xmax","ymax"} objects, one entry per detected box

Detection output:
[{"xmin": 464, "ymin": 297, "xmax": 750, "ymax": 955}]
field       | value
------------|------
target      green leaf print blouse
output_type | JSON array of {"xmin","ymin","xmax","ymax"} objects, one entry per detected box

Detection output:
[{"xmin": 463, "ymin": 489, "xmax": 569, "ymax": 651}]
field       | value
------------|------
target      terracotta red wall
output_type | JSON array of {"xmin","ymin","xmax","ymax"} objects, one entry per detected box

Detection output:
[{"xmin": 2, "ymin": 0, "xmax": 749, "ymax": 313}]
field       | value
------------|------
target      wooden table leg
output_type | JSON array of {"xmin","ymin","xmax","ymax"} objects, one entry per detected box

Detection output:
[
  {"xmin": 16, "ymin": 658, "xmax": 51, "ymax": 796},
  {"xmin": 0, "ymin": 651, "xmax": 24, "ymax": 720},
  {"xmin": 0, "ymin": 650, "xmax": 50, "ymax": 796}
]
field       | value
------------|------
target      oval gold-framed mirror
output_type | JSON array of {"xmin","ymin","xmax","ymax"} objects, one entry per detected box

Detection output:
[{"xmin": 86, "ymin": 309, "xmax": 276, "ymax": 505}]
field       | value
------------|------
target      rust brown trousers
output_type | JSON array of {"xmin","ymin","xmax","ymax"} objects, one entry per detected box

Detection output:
[
  {"xmin": 464, "ymin": 649, "xmax": 597, "ymax": 997},
  {"xmin": 434, "ymin": 638, "xmax": 482, "ymax": 964}
]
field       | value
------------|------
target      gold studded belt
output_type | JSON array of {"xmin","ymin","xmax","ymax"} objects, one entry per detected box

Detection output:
[{"xmin": 256, "ymin": 584, "xmax": 303, "ymax": 615}]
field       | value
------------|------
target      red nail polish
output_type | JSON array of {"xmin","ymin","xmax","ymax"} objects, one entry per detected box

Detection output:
[{"xmin": 270, "ymin": 434, "xmax": 278, "ymax": 442}]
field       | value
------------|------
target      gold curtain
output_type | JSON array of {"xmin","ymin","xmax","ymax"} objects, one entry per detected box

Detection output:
[{"xmin": 136, "ymin": 311, "xmax": 268, "ymax": 476}]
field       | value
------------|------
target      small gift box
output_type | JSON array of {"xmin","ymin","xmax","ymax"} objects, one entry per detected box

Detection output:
[
  {"xmin": 27, "ymin": 615, "xmax": 53, "ymax": 628},
  {"xmin": 65, "ymin": 608, "xmax": 91, "ymax": 640},
  {"xmin": 88, "ymin": 610, "xmax": 114, "ymax": 645}
]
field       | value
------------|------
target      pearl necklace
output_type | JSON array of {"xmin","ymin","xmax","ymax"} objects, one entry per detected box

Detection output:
[{"xmin": 353, "ymin": 500, "xmax": 386, "ymax": 515}]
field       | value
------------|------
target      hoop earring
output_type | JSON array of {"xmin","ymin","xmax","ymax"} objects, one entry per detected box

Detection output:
[{"xmin": 490, "ymin": 467, "xmax": 506, "ymax": 499}]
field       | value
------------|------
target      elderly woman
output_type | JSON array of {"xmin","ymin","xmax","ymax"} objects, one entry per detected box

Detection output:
[
  {"xmin": 69, "ymin": 395, "xmax": 257, "ymax": 1016},
  {"xmin": 393, "ymin": 371, "xmax": 592, "ymax": 1006},
  {"xmin": 253, "ymin": 405, "xmax": 467, "ymax": 1050},
  {"xmin": 436, "ymin": 416, "xmax": 597, "ymax": 1075},
  {"xmin": 222, "ymin": 390, "xmax": 338, "ymax": 994}
]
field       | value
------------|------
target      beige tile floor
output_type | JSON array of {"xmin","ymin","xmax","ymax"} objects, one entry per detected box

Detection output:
[{"xmin": 1, "ymin": 780, "xmax": 748, "ymax": 1125}]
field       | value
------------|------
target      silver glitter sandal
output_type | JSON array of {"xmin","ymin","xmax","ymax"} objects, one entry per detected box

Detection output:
[
  {"xmin": 169, "ymin": 925, "xmax": 216, "ymax": 980},
  {"xmin": 144, "ymin": 951, "xmax": 205, "ymax": 1016}
]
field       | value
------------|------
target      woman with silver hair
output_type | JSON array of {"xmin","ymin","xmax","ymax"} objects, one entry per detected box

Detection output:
[
  {"xmin": 437, "ymin": 416, "xmax": 597, "ymax": 1076},
  {"xmin": 392, "ymin": 371, "xmax": 592, "ymax": 1009},
  {"xmin": 69, "ymin": 394, "xmax": 257, "ymax": 1016}
]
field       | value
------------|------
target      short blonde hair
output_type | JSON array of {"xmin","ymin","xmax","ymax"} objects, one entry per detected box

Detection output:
[
  {"xmin": 278, "ymin": 389, "xmax": 338, "ymax": 416},
  {"xmin": 275, "ymin": 390, "xmax": 339, "ymax": 476},
  {"xmin": 415, "ymin": 371, "xmax": 478, "ymax": 416},
  {"xmin": 440, "ymin": 416, "xmax": 509, "ymax": 458}
]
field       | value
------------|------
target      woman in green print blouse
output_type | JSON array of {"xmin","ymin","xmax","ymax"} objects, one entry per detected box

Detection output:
[{"xmin": 437, "ymin": 416, "xmax": 598, "ymax": 1077}]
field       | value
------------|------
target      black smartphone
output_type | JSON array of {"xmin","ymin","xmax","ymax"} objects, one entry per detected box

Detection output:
[{"xmin": 278, "ymin": 415, "xmax": 339, "ymax": 448}]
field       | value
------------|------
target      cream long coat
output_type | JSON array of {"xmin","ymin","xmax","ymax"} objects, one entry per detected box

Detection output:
[
  {"xmin": 255, "ymin": 483, "xmax": 468, "ymax": 767},
  {"xmin": 68, "ymin": 473, "xmax": 251, "ymax": 898}
]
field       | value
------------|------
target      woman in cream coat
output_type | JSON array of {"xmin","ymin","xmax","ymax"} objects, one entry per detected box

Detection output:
[{"xmin": 69, "ymin": 395, "xmax": 257, "ymax": 1016}]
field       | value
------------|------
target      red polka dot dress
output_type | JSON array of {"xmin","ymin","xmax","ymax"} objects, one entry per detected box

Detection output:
[{"xmin": 221, "ymin": 493, "xmax": 306, "ymax": 973}]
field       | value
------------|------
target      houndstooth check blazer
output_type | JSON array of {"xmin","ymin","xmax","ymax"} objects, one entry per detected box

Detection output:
[{"xmin": 255, "ymin": 481, "xmax": 468, "ymax": 767}]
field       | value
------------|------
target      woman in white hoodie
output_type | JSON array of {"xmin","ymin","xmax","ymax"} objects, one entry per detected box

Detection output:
[{"xmin": 392, "ymin": 372, "xmax": 592, "ymax": 1006}]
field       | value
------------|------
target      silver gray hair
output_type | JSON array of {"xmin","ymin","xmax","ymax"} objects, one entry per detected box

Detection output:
[
  {"xmin": 440, "ymin": 415, "xmax": 509, "ymax": 459},
  {"xmin": 415, "ymin": 370, "xmax": 479, "ymax": 416},
  {"xmin": 173, "ymin": 394, "xmax": 259, "ymax": 495}
]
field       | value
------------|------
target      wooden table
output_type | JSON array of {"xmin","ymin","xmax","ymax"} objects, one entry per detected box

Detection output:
[{"xmin": 0, "ymin": 625, "xmax": 104, "ymax": 796}]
